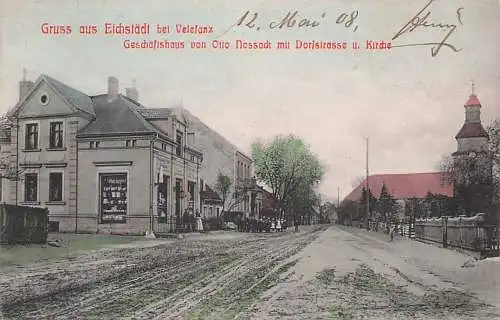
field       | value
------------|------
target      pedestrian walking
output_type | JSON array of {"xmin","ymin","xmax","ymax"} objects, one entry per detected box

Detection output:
[
  {"xmin": 276, "ymin": 219, "xmax": 282, "ymax": 232},
  {"xmin": 294, "ymin": 218, "xmax": 299, "ymax": 232},
  {"xmin": 390, "ymin": 225, "xmax": 394, "ymax": 241}
]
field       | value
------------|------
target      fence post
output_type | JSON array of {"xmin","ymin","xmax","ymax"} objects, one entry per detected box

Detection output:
[{"xmin": 442, "ymin": 216, "xmax": 448, "ymax": 248}]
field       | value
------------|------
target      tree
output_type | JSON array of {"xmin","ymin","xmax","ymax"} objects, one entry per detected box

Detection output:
[
  {"xmin": 338, "ymin": 199, "xmax": 357, "ymax": 225},
  {"xmin": 214, "ymin": 170, "xmax": 245, "ymax": 215},
  {"xmin": 377, "ymin": 183, "xmax": 396, "ymax": 222},
  {"xmin": 358, "ymin": 187, "xmax": 377, "ymax": 223},
  {"xmin": 252, "ymin": 135, "xmax": 324, "ymax": 219},
  {"xmin": 0, "ymin": 115, "xmax": 24, "ymax": 181}
]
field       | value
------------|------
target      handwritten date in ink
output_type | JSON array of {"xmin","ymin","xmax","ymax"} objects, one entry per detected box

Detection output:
[
  {"xmin": 237, "ymin": 10, "xmax": 326, "ymax": 31},
  {"xmin": 391, "ymin": 0, "xmax": 464, "ymax": 57},
  {"xmin": 215, "ymin": 10, "xmax": 359, "ymax": 39}
]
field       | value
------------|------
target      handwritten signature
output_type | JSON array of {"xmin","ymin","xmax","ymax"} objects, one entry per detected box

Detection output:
[{"xmin": 391, "ymin": 0, "xmax": 464, "ymax": 57}]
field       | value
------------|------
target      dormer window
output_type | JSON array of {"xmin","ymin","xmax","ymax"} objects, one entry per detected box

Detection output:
[
  {"xmin": 90, "ymin": 141, "xmax": 100, "ymax": 149},
  {"xmin": 125, "ymin": 140, "xmax": 137, "ymax": 148}
]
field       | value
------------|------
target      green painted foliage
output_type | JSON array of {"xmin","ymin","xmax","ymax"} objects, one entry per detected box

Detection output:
[{"xmin": 251, "ymin": 135, "xmax": 324, "ymax": 211}]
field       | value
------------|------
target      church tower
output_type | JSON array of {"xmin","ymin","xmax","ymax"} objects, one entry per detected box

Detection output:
[
  {"xmin": 452, "ymin": 82, "xmax": 492, "ymax": 216},
  {"xmin": 453, "ymin": 82, "xmax": 489, "ymax": 157}
]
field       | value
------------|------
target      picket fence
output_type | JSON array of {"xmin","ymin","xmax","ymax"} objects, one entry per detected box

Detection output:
[{"xmin": 414, "ymin": 213, "xmax": 499, "ymax": 257}]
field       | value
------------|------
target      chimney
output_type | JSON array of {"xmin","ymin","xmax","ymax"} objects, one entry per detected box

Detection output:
[
  {"xmin": 125, "ymin": 78, "xmax": 138, "ymax": 102},
  {"xmin": 19, "ymin": 68, "xmax": 34, "ymax": 102},
  {"xmin": 107, "ymin": 76, "xmax": 119, "ymax": 102}
]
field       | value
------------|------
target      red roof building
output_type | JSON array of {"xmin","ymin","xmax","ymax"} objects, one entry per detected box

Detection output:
[{"xmin": 344, "ymin": 172, "xmax": 453, "ymax": 202}]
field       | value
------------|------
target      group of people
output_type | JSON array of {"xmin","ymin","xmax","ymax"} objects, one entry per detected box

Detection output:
[{"xmin": 236, "ymin": 217, "xmax": 291, "ymax": 233}]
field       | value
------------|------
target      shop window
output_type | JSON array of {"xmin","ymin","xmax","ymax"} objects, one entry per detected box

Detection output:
[{"xmin": 100, "ymin": 173, "xmax": 127, "ymax": 223}]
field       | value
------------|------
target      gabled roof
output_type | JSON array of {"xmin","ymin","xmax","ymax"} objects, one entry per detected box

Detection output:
[
  {"xmin": 77, "ymin": 94, "xmax": 163, "ymax": 137},
  {"xmin": 43, "ymin": 75, "xmax": 95, "ymax": 116},
  {"xmin": 455, "ymin": 122, "xmax": 489, "ymax": 139},
  {"xmin": 344, "ymin": 172, "xmax": 453, "ymax": 202},
  {"xmin": 200, "ymin": 184, "xmax": 222, "ymax": 201},
  {"xmin": 8, "ymin": 74, "xmax": 95, "ymax": 117},
  {"xmin": 170, "ymin": 107, "xmax": 252, "ymax": 160}
]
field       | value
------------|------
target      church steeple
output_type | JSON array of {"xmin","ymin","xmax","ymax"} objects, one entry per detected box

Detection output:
[{"xmin": 454, "ymin": 82, "xmax": 489, "ymax": 154}]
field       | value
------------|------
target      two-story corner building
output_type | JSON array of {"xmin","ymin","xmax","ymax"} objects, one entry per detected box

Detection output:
[
  {"xmin": 3, "ymin": 73, "xmax": 202, "ymax": 235},
  {"xmin": 4, "ymin": 73, "xmax": 95, "ymax": 231},
  {"xmin": 168, "ymin": 107, "xmax": 261, "ymax": 218}
]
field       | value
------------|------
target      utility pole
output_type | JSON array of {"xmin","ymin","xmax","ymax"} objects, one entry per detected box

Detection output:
[
  {"xmin": 365, "ymin": 137, "xmax": 370, "ymax": 230},
  {"xmin": 337, "ymin": 187, "xmax": 340, "ymax": 207}
]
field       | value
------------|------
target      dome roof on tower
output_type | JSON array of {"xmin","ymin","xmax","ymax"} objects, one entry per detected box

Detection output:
[{"xmin": 465, "ymin": 94, "xmax": 481, "ymax": 107}]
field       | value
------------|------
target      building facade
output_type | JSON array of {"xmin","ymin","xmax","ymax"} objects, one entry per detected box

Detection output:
[
  {"xmin": 169, "ymin": 108, "xmax": 261, "ymax": 219},
  {"xmin": 2, "ymin": 73, "xmax": 205, "ymax": 235}
]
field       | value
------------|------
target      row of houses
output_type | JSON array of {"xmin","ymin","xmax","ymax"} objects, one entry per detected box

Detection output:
[{"xmin": 0, "ymin": 72, "xmax": 279, "ymax": 235}]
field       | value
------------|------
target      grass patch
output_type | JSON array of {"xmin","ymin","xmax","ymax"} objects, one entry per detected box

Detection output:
[
  {"xmin": 316, "ymin": 268, "xmax": 336, "ymax": 286},
  {"xmin": 0, "ymin": 233, "xmax": 144, "ymax": 267},
  {"xmin": 332, "ymin": 264, "xmax": 492, "ymax": 317}
]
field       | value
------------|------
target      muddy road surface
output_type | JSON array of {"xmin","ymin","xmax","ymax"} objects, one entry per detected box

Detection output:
[{"xmin": 0, "ymin": 226, "xmax": 326, "ymax": 319}]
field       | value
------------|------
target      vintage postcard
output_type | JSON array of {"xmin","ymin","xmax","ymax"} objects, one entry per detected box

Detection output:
[{"xmin": 0, "ymin": 0, "xmax": 499, "ymax": 319}]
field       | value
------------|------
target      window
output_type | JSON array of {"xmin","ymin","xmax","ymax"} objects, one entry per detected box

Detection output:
[
  {"xmin": 90, "ymin": 141, "xmax": 100, "ymax": 149},
  {"xmin": 125, "ymin": 140, "xmax": 136, "ymax": 148},
  {"xmin": 24, "ymin": 173, "xmax": 38, "ymax": 202},
  {"xmin": 176, "ymin": 131, "xmax": 183, "ymax": 156},
  {"xmin": 40, "ymin": 93, "xmax": 49, "ymax": 105},
  {"xmin": 25, "ymin": 123, "xmax": 39, "ymax": 150},
  {"xmin": 100, "ymin": 173, "xmax": 127, "ymax": 223},
  {"xmin": 49, "ymin": 122, "xmax": 64, "ymax": 149},
  {"xmin": 157, "ymin": 175, "xmax": 169, "ymax": 222},
  {"xmin": 49, "ymin": 172, "xmax": 63, "ymax": 201}
]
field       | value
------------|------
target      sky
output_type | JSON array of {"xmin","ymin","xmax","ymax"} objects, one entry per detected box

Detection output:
[{"xmin": 1, "ymin": 0, "xmax": 499, "ymax": 202}]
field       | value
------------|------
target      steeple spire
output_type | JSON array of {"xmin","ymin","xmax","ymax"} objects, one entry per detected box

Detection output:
[
  {"xmin": 22, "ymin": 68, "xmax": 27, "ymax": 81},
  {"xmin": 471, "ymin": 79, "xmax": 475, "ymax": 95}
]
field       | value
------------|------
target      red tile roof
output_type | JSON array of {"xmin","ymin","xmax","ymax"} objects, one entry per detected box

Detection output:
[
  {"xmin": 344, "ymin": 172, "xmax": 453, "ymax": 202},
  {"xmin": 455, "ymin": 122, "xmax": 489, "ymax": 139},
  {"xmin": 465, "ymin": 94, "xmax": 481, "ymax": 107}
]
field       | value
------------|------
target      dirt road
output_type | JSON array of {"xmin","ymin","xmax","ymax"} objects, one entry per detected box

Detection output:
[
  {"xmin": 0, "ymin": 226, "xmax": 326, "ymax": 319},
  {"xmin": 2, "ymin": 225, "xmax": 499, "ymax": 319},
  {"xmin": 246, "ymin": 226, "xmax": 500, "ymax": 320}
]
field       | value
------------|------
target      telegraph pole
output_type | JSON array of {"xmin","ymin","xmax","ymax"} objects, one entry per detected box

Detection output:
[
  {"xmin": 365, "ymin": 137, "xmax": 370, "ymax": 230},
  {"xmin": 337, "ymin": 187, "xmax": 340, "ymax": 207}
]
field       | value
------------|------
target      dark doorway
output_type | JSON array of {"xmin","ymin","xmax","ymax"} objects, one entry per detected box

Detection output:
[{"xmin": 175, "ymin": 178, "xmax": 182, "ymax": 218}]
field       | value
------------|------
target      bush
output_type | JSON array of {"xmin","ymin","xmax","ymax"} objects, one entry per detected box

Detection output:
[{"xmin": 203, "ymin": 217, "xmax": 224, "ymax": 231}]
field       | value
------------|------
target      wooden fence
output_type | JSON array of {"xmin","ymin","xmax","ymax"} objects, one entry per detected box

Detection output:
[
  {"xmin": 0, "ymin": 204, "xmax": 49, "ymax": 244},
  {"xmin": 414, "ymin": 213, "xmax": 499, "ymax": 257}
]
